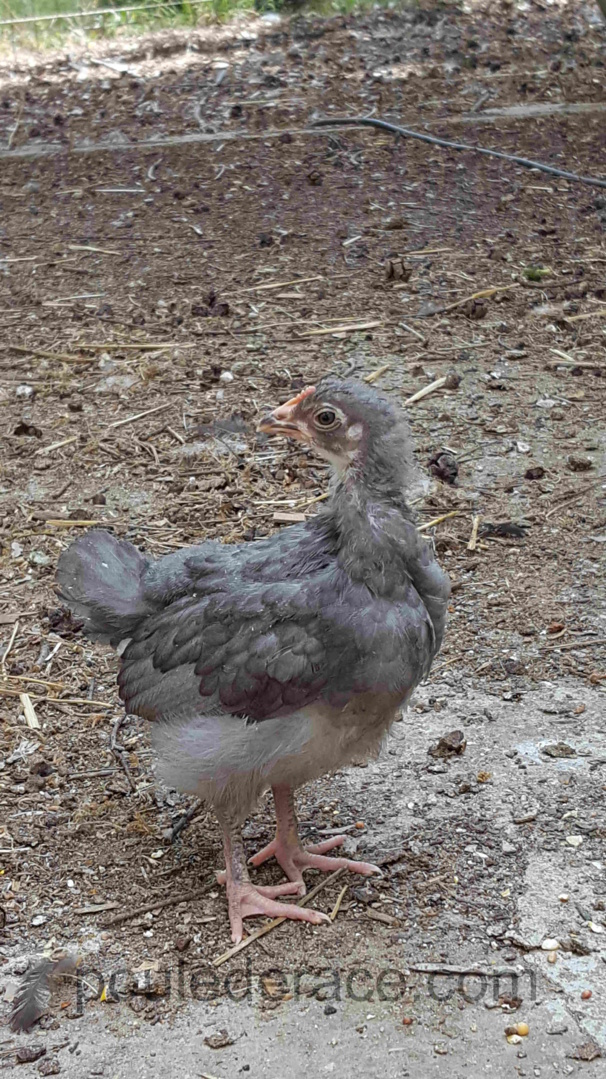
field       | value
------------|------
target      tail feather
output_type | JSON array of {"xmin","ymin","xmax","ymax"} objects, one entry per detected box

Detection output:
[{"xmin": 55, "ymin": 530, "xmax": 151, "ymax": 645}]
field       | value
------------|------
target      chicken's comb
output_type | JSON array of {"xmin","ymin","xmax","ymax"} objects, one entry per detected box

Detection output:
[{"xmin": 280, "ymin": 385, "xmax": 316, "ymax": 409}]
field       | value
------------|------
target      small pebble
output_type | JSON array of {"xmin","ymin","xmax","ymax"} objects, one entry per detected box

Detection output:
[
  {"xmin": 581, "ymin": 990, "xmax": 592, "ymax": 1001},
  {"xmin": 567, "ymin": 454, "xmax": 593, "ymax": 472},
  {"xmin": 516, "ymin": 1023, "xmax": 530, "ymax": 1037},
  {"xmin": 541, "ymin": 938, "xmax": 560, "ymax": 951},
  {"xmin": 507, "ymin": 1034, "xmax": 523, "ymax": 1045},
  {"xmin": 547, "ymin": 952, "xmax": 558, "ymax": 964},
  {"xmin": 402, "ymin": 1017, "xmax": 413, "ymax": 1026}
]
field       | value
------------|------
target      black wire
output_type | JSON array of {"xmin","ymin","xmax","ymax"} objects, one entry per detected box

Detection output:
[{"xmin": 312, "ymin": 116, "xmax": 606, "ymax": 190}]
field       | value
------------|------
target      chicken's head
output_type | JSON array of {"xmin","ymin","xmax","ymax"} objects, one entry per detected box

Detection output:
[{"xmin": 258, "ymin": 377, "xmax": 407, "ymax": 478}]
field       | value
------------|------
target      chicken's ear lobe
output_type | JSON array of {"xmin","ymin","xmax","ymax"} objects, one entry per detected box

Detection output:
[{"xmin": 346, "ymin": 422, "xmax": 364, "ymax": 442}]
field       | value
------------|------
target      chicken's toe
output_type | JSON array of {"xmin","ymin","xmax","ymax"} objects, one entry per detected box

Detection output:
[
  {"xmin": 249, "ymin": 832, "xmax": 381, "ymax": 886},
  {"xmin": 225, "ymin": 882, "xmax": 330, "ymax": 943}
]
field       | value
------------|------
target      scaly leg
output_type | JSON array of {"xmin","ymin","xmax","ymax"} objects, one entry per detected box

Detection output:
[
  {"xmin": 248, "ymin": 785, "xmax": 381, "ymax": 894},
  {"xmin": 216, "ymin": 809, "xmax": 330, "ymax": 943}
]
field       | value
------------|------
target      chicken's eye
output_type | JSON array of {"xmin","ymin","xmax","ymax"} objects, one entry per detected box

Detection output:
[{"xmin": 314, "ymin": 408, "xmax": 338, "ymax": 429}]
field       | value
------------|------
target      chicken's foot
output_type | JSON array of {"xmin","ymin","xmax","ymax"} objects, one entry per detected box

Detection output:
[
  {"xmin": 249, "ymin": 785, "xmax": 381, "ymax": 894},
  {"xmin": 216, "ymin": 809, "xmax": 330, "ymax": 943}
]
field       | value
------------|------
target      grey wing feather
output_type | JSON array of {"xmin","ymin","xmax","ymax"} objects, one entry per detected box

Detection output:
[
  {"xmin": 10, "ymin": 955, "xmax": 78, "ymax": 1033},
  {"xmin": 117, "ymin": 570, "xmax": 435, "ymax": 722}
]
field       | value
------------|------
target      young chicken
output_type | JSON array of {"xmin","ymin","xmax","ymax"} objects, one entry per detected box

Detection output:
[{"xmin": 56, "ymin": 378, "xmax": 450, "ymax": 942}]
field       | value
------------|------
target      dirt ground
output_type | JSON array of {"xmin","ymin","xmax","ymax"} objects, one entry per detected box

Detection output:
[{"xmin": 1, "ymin": 0, "xmax": 605, "ymax": 1075}]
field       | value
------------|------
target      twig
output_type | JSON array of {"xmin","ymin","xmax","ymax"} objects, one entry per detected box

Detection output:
[
  {"xmin": 0, "ymin": 689, "xmax": 113, "ymax": 707},
  {"xmin": 407, "ymin": 246, "xmax": 452, "ymax": 256},
  {"xmin": 8, "ymin": 344, "xmax": 96, "ymax": 365},
  {"xmin": 404, "ymin": 375, "xmax": 447, "ymax": 406},
  {"xmin": 76, "ymin": 342, "xmax": 196, "ymax": 351},
  {"xmin": 110, "ymin": 716, "xmax": 136, "ymax": 792},
  {"xmin": 53, "ymin": 480, "xmax": 73, "ymax": 499},
  {"xmin": 296, "ymin": 321, "xmax": 382, "ymax": 338},
  {"xmin": 170, "ymin": 799, "xmax": 203, "ymax": 842},
  {"xmin": 439, "ymin": 283, "xmax": 520, "ymax": 315},
  {"xmin": 68, "ymin": 245, "xmax": 120, "ymax": 255},
  {"xmin": 418, "ymin": 510, "xmax": 461, "ymax": 532},
  {"xmin": 545, "ymin": 476, "xmax": 606, "ymax": 519},
  {"xmin": 43, "ymin": 292, "xmax": 105, "ymax": 306},
  {"xmin": 298, "ymin": 492, "xmax": 329, "ymax": 509},
  {"xmin": 6, "ymin": 675, "xmax": 64, "ymax": 689},
  {"xmin": 44, "ymin": 640, "xmax": 63, "ymax": 672},
  {"xmin": 564, "ymin": 309, "xmax": 606, "ymax": 324},
  {"xmin": 224, "ymin": 276, "xmax": 324, "ymax": 296},
  {"xmin": 467, "ymin": 515, "xmax": 481, "ymax": 551},
  {"xmin": 549, "ymin": 360, "xmax": 604, "ymax": 372},
  {"xmin": 6, "ymin": 92, "xmax": 25, "ymax": 152},
  {"xmin": 166, "ymin": 426, "xmax": 185, "ymax": 445},
  {"xmin": 212, "ymin": 868, "xmax": 345, "ymax": 967},
  {"xmin": 400, "ymin": 320, "xmax": 428, "ymax": 343},
  {"xmin": 548, "ymin": 349, "xmax": 604, "ymax": 370},
  {"xmin": 541, "ymin": 637, "xmax": 606, "ymax": 653},
  {"xmin": 106, "ymin": 403, "xmax": 171, "ymax": 430},
  {"xmin": 1, "ymin": 619, "xmax": 19, "ymax": 680},
  {"xmin": 69, "ymin": 769, "xmax": 117, "ymax": 779},
  {"xmin": 34, "ymin": 437, "xmax": 78, "ymax": 457},
  {"xmin": 312, "ymin": 117, "xmax": 606, "ymax": 190},
  {"xmin": 104, "ymin": 878, "xmax": 216, "ymax": 927},
  {"xmin": 329, "ymin": 884, "xmax": 349, "ymax": 922},
  {"xmin": 44, "ymin": 519, "xmax": 103, "ymax": 528},
  {"xmin": 363, "ymin": 364, "xmax": 391, "ymax": 384}
]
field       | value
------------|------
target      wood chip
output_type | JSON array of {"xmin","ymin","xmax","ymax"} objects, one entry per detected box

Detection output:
[
  {"xmin": 0, "ymin": 613, "xmax": 19, "ymax": 625},
  {"xmin": 74, "ymin": 902, "xmax": 120, "ymax": 915},
  {"xmin": 19, "ymin": 692, "xmax": 40, "ymax": 729},
  {"xmin": 467, "ymin": 515, "xmax": 481, "ymax": 551},
  {"xmin": 273, "ymin": 512, "xmax": 307, "ymax": 523},
  {"xmin": 366, "ymin": 908, "xmax": 398, "ymax": 926},
  {"xmin": 363, "ymin": 363, "xmax": 391, "ymax": 384}
]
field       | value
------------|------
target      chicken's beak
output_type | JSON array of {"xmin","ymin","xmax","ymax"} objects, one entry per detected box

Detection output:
[{"xmin": 258, "ymin": 385, "xmax": 316, "ymax": 440}]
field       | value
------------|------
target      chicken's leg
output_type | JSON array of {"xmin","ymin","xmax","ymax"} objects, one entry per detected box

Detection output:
[
  {"xmin": 216, "ymin": 809, "xmax": 330, "ymax": 943},
  {"xmin": 249, "ymin": 785, "xmax": 381, "ymax": 894}
]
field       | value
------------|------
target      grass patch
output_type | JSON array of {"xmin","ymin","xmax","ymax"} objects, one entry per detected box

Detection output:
[
  {"xmin": 0, "ymin": 0, "xmax": 248, "ymax": 49},
  {"xmin": 0, "ymin": 0, "xmax": 410, "ymax": 50}
]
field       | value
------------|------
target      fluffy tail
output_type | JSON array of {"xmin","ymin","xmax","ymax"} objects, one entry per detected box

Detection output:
[{"xmin": 55, "ymin": 530, "xmax": 151, "ymax": 645}]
